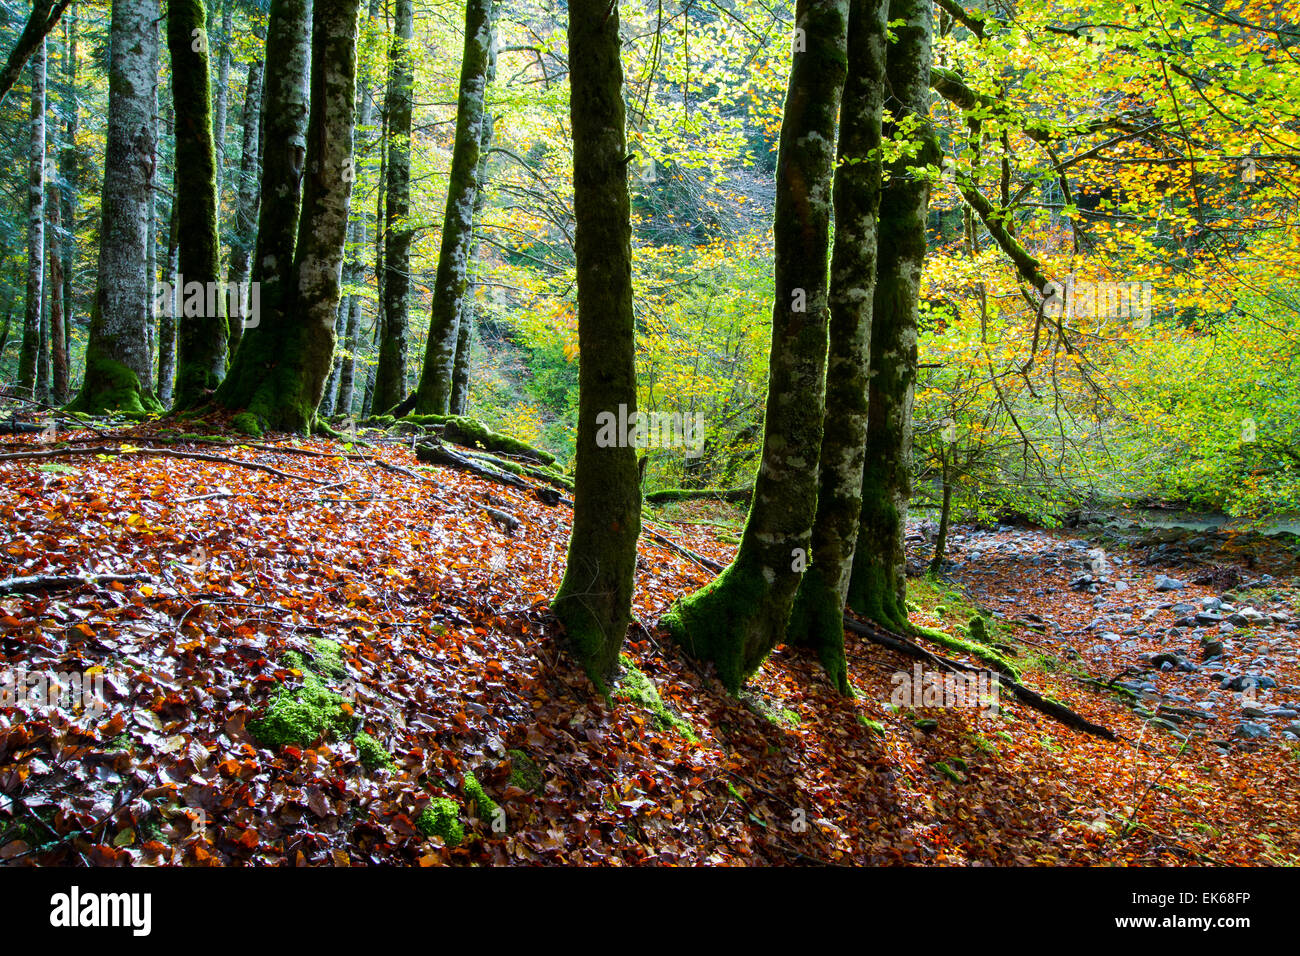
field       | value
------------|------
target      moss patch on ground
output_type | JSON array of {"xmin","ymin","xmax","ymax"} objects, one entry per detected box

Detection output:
[
  {"xmin": 506, "ymin": 749, "xmax": 545, "ymax": 794},
  {"xmin": 416, "ymin": 798, "xmax": 464, "ymax": 846},
  {"xmin": 615, "ymin": 657, "xmax": 699, "ymax": 742},
  {"xmin": 248, "ymin": 672, "xmax": 358, "ymax": 748}
]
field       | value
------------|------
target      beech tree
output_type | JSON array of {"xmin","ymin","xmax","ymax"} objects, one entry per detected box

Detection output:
[
  {"xmin": 551, "ymin": 0, "xmax": 641, "ymax": 692},
  {"xmin": 660, "ymin": 0, "xmax": 850, "ymax": 693},
  {"xmin": 69, "ymin": 0, "xmax": 160, "ymax": 414},
  {"xmin": 16, "ymin": 36, "xmax": 43, "ymax": 399},
  {"xmin": 169, "ymin": 0, "xmax": 227, "ymax": 409},
  {"xmin": 371, "ymin": 0, "xmax": 414, "ymax": 415},
  {"xmin": 415, "ymin": 0, "xmax": 495, "ymax": 416},
  {"xmin": 787, "ymin": 0, "xmax": 888, "ymax": 695},
  {"xmin": 845, "ymin": 0, "xmax": 939, "ymax": 630}
]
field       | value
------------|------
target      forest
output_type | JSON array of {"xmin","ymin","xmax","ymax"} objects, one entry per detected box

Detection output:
[{"xmin": 0, "ymin": 0, "xmax": 1297, "ymax": 876}]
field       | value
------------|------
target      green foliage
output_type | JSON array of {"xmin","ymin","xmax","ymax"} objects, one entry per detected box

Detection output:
[{"xmin": 416, "ymin": 798, "xmax": 464, "ymax": 845}]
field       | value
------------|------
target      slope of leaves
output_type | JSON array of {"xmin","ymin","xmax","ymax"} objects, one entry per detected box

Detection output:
[{"xmin": 0, "ymin": 421, "xmax": 1297, "ymax": 865}]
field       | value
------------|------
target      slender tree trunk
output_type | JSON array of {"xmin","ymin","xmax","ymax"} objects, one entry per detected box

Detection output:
[
  {"xmin": 787, "ymin": 0, "xmax": 887, "ymax": 695},
  {"xmin": 414, "ymin": 0, "xmax": 493, "ymax": 415},
  {"xmin": 212, "ymin": 0, "xmax": 232, "ymax": 205},
  {"xmin": 217, "ymin": 0, "xmax": 358, "ymax": 433},
  {"xmin": 371, "ymin": 0, "xmax": 413, "ymax": 415},
  {"xmin": 69, "ymin": 0, "xmax": 160, "ymax": 414},
  {"xmin": 333, "ymin": 0, "xmax": 380, "ymax": 418},
  {"xmin": 169, "ymin": 0, "xmax": 227, "ymax": 408},
  {"xmin": 145, "ymin": 16, "xmax": 159, "ymax": 383},
  {"xmin": 226, "ymin": 29, "xmax": 265, "ymax": 359},
  {"xmin": 17, "ymin": 38, "xmax": 45, "ymax": 399},
  {"xmin": 845, "ymin": 0, "xmax": 938, "ymax": 628},
  {"xmin": 551, "ymin": 0, "xmax": 642, "ymax": 693},
  {"xmin": 158, "ymin": 183, "xmax": 179, "ymax": 406},
  {"xmin": 450, "ymin": 64, "xmax": 496, "ymax": 416},
  {"xmin": 214, "ymin": 0, "xmax": 311, "ymax": 423},
  {"xmin": 930, "ymin": 459, "xmax": 952, "ymax": 574},
  {"xmin": 661, "ymin": 0, "xmax": 849, "ymax": 693},
  {"xmin": 58, "ymin": 2, "xmax": 77, "ymax": 384},
  {"xmin": 48, "ymin": 170, "xmax": 67, "ymax": 403}
]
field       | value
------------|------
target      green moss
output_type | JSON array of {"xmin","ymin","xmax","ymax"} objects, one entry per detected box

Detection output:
[
  {"xmin": 463, "ymin": 771, "xmax": 499, "ymax": 821},
  {"xmin": 614, "ymin": 657, "xmax": 699, "ymax": 742},
  {"xmin": 231, "ymin": 411, "xmax": 264, "ymax": 437},
  {"xmin": 933, "ymin": 760, "xmax": 964, "ymax": 783},
  {"xmin": 67, "ymin": 355, "xmax": 162, "ymax": 416},
  {"xmin": 441, "ymin": 416, "xmax": 557, "ymax": 465},
  {"xmin": 857, "ymin": 716, "xmax": 886, "ymax": 736},
  {"xmin": 416, "ymin": 798, "xmax": 464, "ymax": 845},
  {"xmin": 967, "ymin": 615, "xmax": 990, "ymax": 644},
  {"xmin": 506, "ymin": 749, "xmax": 544, "ymax": 794},
  {"xmin": 912, "ymin": 623, "xmax": 1021, "ymax": 681},
  {"xmin": 249, "ymin": 673, "xmax": 358, "ymax": 748},
  {"xmin": 354, "ymin": 731, "xmax": 397, "ymax": 771}
]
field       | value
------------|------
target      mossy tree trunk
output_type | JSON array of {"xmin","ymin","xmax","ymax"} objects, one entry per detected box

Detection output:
[
  {"xmin": 551, "ymin": 0, "xmax": 641, "ymax": 694},
  {"xmin": 48, "ymin": 155, "xmax": 67, "ymax": 403},
  {"xmin": 57, "ymin": 3, "xmax": 77, "ymax": 387},
  {"xmin": 787, "ymin": 0, "xmax": 887, "ymax": 696},
  {"xmin": 229, "ymin": 0, "xmax": 359, "ymax": 433},
  {"xmin": 449, "ymin": 54, "xmax": 496, "ymax": 416},
  {"xmin": 371, "ymin": 0, "xmax": 414, "ymax": 415},
  {"xmin": 17, "ymin": 37, "xmax": 45, "ymax": 399},
  {"xmin": 661, "ymin": 0, "xmax": 849, "ymax": 694},
  {"xmin": 69, "ymin": 0, "xmax": 160, "ymax": 415},
  {"xmin": 930, "ymin": 453, "xmax": 953, "ymax": 574},
  {"xmin": 845, "ymin": 0, "xmax": 938, "ymax": 630},
  {"xmin": 415, "ymin": 0, "xmax": 494, "ymax": 415},
  {"xmin": 213, "ymin": 0, "xmax": 312, "ymax": 427},
  {"xmin": 226, "ymin": 22, "xmax": 265, "ymax": 359},
  {"xmin": 211, "ymin": 0, "xmax": 232, "ymax": 203},
  {"xmin": 169, "ymin": 0, "xmax": 227, "ymax": 409}
]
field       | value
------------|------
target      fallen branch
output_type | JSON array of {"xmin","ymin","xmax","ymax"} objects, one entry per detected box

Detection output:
[
  {"xmin": 842, "ymin": 616, "xmax": 1118, "ymax": 741},
  {"xmin": 415, "ymin": 439, "xmax": 529, "ymax": 489},
  {"xmin": 0, "ymin": 572, "xmax": 148, "ymax": 595}
]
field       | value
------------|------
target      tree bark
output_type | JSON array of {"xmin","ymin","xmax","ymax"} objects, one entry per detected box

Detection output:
[
  {"xmin": 216, "ymin": 0, "xmax": 358, "ymax": 433},
  {"xmin": 550, "ymin": 0, "xmax": 641, "ymax": 693},
  {"xmin": 158, "ymin": 178, "xmax": 179, "ymax": 406},
  {"xmin": 845, "ymin": 0, "xmax": 939, "ymax": 629},
  {"xmin": 450, "ymin": 67, "xmax": 496, "ymax": 416},
  {"xmin": 226, "ymin": 26, "xmax": 264, "ymax": 359},
  {"xmin": 660, "ymin": 0, "xmax": 849, "ymax": 693},
  {"xmin": 787, "ymin": 0, "xmax": 887, "ymax": 695},
  {"xmin": 370, "ymin": 0, "xmax": 414, "ymax": 414},
  {"xmin": 212, "ymin": 0, "xmax": 233, "ymax": 204},
  {"xmin": 213, "ymin": 0, "xmax": 312, "ymax": 426},
  {"xmin": 57, "ymin": 2, "xmax": 77, "ymax": 387},
  {"xmin": 415, "ymin": 0, "xmax": 494, "ymax": 415},
  {"xmin": 169, "ymin": 0, "xmax": 227, "ymax": 408},
  {"xmin": 48, "ymin": 162, "xmax": 67, "ymax": 403},
  {"xmin": 17, "ymin": 37, "xmax": 45, "ymax": 399},
  {"xmin": 69, "ymin": 0, "xmax": 160, "ymax": 414}
]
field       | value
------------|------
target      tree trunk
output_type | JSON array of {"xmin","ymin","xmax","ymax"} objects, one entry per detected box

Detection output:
[
  {"xmin": 550, "ymin": 0, "xmax": 641, "ymax": 693},
  {"xmin": 449, "ymin": 70, "xmax": 496, "ymax": 416},
  {"xmin": 158, "ymin": 182, "xmax": 179, "ymax": 406},
  {"xmin": 415, "ymin": 0, "xmax": 494, "ymax": 415},
  {"xmin": 845, "ymin": 0, "xmax": 938, "ymax": 628},
  {"xmin": 213, "ymin": 0, "xmax": 312, "ymax": 425},
  {"xmin": 930, "ymin": 460, "xmax": 953, "ymax": 574},
  {"xmin": 69, "ymin": 0, "xmax": 159, "ymax": 414},
  {"xmin": 17, "ymin": 37, "xmax": 45, "ymax": 399},
  {"xmin": 58, "ymin": 2, "xmax": 77, "ymax": 386},
  {"xmin": 217, "ymin": 0, "xmax": 358, "ymax": 433},
  {"xmin": 371, "ymin": 0, "xmax": 413, "ymax": 415},
  {"xmin": 169, "ymin": 0, "xmax": 227, "ymax": 408},
  {"xmin": 660, "ymin": 0, "xmax": 849, "ymax": 694},
  {"xmin": 48, "ymin": 167, "xmax": 67, "ymax": 403},
  {"xmin": 212, "ymin": 0, "xmax": 233, "ymax": 205},
  {"xmin": 226, "ymin": 29, "xmax": 265, "ymax": 359},
  {"xmin": 787, "ymin": 0, "xmax": 886, "ymax": 695},
  {"xmin": 332, "ymin": 0, "xmax": 380, "ymax": 419}
]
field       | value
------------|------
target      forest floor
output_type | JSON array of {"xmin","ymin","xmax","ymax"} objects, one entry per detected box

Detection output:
[{"xmin": 1, "ymin": 420, "xmax": 1298, "ymax": 866}]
